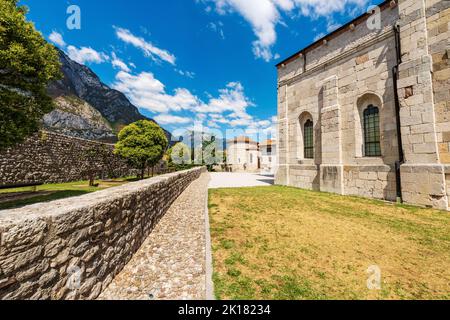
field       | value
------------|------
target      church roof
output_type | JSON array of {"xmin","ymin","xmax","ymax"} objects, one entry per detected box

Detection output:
[
  {"xmin": 260, "ymin": 139, "xmax": 276, "ymax": 146},
  {"xmin": 276, "ymin": 0, "xmax": 394, "ymax": 68}
]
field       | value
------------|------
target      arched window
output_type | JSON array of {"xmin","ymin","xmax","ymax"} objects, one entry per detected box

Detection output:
[
  {"xmin": 304, "ymin": 119, "xmax": 314, "ymax": 159},
  {"xmin": 363, "ymin": 105, "xmax": 381, "ymax": 157}
]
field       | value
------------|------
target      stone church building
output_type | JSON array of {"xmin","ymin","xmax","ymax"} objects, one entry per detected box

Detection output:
[{"xmin": 276, "ymin": 0, "xmax": 450, "ymax": 211}]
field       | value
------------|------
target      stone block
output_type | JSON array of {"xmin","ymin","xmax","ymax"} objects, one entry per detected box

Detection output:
[
  {"xmin": 1, "ymin": 219, "xmax": 47, "ymax": 252},
  {"xmin": 356, "ymin": 54, "xmax": 369, "ymax": 65},
  {"xmin": 44, "ymin": 239, "xmax": 65, "ymax": 258},
  {"xmin": 53, "ymin": 211, "xmax": 94, "ymax": 236},
  {"xmin": 0, "ymin": 246, "xmax": 43, "ymax": 276}
]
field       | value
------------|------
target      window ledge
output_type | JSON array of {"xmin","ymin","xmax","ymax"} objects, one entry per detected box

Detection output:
[
  {"xmin": 296, "ymin": 158, "xmax": 315, "ymax": 165},
  {"xmin": 354, "ymin": 156, "xmax": 385, "ymax": 165}
]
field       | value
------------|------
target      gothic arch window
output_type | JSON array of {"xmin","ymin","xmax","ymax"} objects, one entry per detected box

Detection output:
[
  {"xmin": 304, "ymin": 119, "xmax": 314, "ymax": 159},
  {"xmin": 363, "ymin": 105, "xmax": 381, "ymax": 157},
  {"xmin": 297, "ymin": 112, "xmax": 314, "ymax": 160},
  {"xmin": 356, "ymin": 93, "xmax": 383, "ymax": 158}
]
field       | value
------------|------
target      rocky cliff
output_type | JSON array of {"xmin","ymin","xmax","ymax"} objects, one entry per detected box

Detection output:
[
  {"xmin": 43, "ymin": 96, "xmax": 116, "ymax": 142},
  {"xmin": 45, "ymin": 50, "xmax": 172, "ymax": 142}
]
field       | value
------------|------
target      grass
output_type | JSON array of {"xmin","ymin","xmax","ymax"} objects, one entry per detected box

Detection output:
[
  {"xmin": 208, "ymin": 186, "xmax": 450, "ymax": 300},
  {"xmin": 0, "ymin": 179, "xmax": 130, "ymax": 210}
]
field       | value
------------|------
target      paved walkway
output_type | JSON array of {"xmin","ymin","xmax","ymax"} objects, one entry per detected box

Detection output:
[
  {"xmin": 99, "ymin": 172, "xmax": 212, "ymax": 300},
  {"xmin": 208, "ymin": 172, "xmax": 275, "ymax": 189}
]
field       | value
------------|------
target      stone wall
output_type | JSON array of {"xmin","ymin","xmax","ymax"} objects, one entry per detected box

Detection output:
[
  {"xmin": 396, "ymin": 0, "xmax": 449, "ymax": 209},
  {"xmin": 0, "ymin": 167, "xmax": 205, "ymax": 300},
  {"xmin": 343, "ymin": 165, "xmax": 397, "ymax": 201},
  {"xmin": 276, "ymin": 2, "xmax": 400, "ymax": 202},
  {"xmin": 427, "ymin": 0, "xmax": 450, "ymax": 164},
  {"xmin": 0, "ymin": 131, "xmax": 135, "ymax": 186}
]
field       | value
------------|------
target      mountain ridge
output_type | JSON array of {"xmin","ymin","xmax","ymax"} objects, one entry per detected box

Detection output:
[{"xmin": 45, "ymin": 49, "xmax": 172, "ymax": 143}]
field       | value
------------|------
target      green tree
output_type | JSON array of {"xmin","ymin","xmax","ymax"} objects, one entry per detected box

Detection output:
[
  {"xmin": 167, "ymin": 142, "xmax": 192, "ymax": 171},
  {"xmin": 114, "ymin": 120, "xmax": 168, "ymax": 179},
  {"xmin": 201, "ymin": 137, "xmax": 224, "ymax": 172},
  {"xmin": 0, "ymin": 0, "xmax": 62, "ymax": 150}
]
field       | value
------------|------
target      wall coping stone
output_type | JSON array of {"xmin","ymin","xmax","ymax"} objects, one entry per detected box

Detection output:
[{"xmin": 0, "ymin": 168, "xmax": 203, "ymax": 225}]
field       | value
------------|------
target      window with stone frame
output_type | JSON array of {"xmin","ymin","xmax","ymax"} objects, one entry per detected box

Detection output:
[
  {"xmin": 304, "ymin": 119, "xmax": 314, "ymax": 159},
  {"xmin": 363, "ymin": 105, "xmax": 381, "ymax": 157}
]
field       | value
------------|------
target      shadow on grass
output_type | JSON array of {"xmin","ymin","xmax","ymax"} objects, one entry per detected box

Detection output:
[{"xmin": 0, "ymin": 190, "xmax": 92, "ymax": 211}]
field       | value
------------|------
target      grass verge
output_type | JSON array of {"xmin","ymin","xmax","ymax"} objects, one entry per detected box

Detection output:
[{"xmin": 208, "ymin": 186, "xmax": 450, "ymax": 300}]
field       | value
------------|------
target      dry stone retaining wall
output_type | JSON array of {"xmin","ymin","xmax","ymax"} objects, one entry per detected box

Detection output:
[
  {"xmin": 0, "ymin": 131, "xmax": 135, "ymax": 186},
  {"xmin": 0, "ymin": 167, "xmax": 205, "ymax": 300}
]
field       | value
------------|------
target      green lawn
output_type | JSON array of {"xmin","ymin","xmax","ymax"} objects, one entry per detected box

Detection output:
[
  {"xmin": 208, "ymin": 186, "xmax": 450, "ymax": 300},
  {"xmin": 0, "ymin": 179, "xmax": 130, "ymax": 210}
]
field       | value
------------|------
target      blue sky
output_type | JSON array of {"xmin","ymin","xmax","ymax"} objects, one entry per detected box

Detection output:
[{"xmin": 22, "ymin": 0, "xmax": 381, "ymax": 139}]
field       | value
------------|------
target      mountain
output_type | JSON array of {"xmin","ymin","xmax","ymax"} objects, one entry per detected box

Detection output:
[
  {"xmin": 43, "ymin": 96, "xmax": 116, "ymax": 142},
  {"xmin": 45, "ymin": 49, "xmax": 172, "ymax": 142}
]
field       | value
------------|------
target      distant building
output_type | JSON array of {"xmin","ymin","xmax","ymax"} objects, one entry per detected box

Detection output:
[
  {"xmin": 227, "ymin": 136, "xmax": 259, "ymax": 172},
  {"xmin": 260, "ymin": 140, "xmax": 277, "ymax": 174}
]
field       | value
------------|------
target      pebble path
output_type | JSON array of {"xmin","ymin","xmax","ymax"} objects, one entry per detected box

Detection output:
[{"xmin": 98, "ymin": 172, "xmax": 211, "ymax": 300}]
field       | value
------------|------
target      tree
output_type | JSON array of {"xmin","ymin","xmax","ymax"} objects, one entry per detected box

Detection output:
[
  {"xmin": 114, "ymin": 120, "xmax": 168, "ymax": 180},
  {"xmin": 82, "ymin": 145, "xmax": 114, "ymax": 187},
  {"xmin": 201, "ymin": 137, "xmax": 224, "ymax": 172},
  {"xmin": 167, "ymin": 142, "xmax": 192, "ymax": 171},
  {"xmin": 0, "ymin": 0, "xmax": 62, "ymax": 150}
]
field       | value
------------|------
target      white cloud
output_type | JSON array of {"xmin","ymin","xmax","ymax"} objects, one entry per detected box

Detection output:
[
  {"xmin": 49, "ymin": 31, "xmax": 66, "ymax": 48},
  {"xmin": 111, "ymin": 52, "xmax": 131, "ymax": 72},
  {"xmin": 114, "ymin": 27, "xmax": 176, "ymax": 65},
  {"xmin": 176, "ymin": 69, "xmax": 196, "ymax": 78},
  {"xmin": 154, "ymin": 114, "xmax": 192, "ymax": 125},
  {"xmin": 112, "ymin": 71, "xmax": 200, "ymax": 113},
  {"xmin": 197, "ymin": 82, "xmax": 253, "ymax": 117},
  {"xmin": 208, "ymin": 21, "xmax": 225, "ymax": 39},
  {"xmin": 48, "ymin": 32, "xmax": 108, "ymax": 65},
  {"xmin": 201, "ymin": 0, "xmax": 368, "ymax": 61},
  {"xmin": 112, "ymin": 69, "xmax": 253, "ymax": 118},
  {"xmin": 111, "ymin": 68, "xmax": 264, "ymax": 130},
  {"xmin": 327, "ymin": 20, "xmax": 342, "ymax": 33},
  {"xmin": 67, "ymin": 46, "xmax": 109, "ymax": 65},
  {"xmin": 314, "ymin": 32, "xmax": 325, "ymax": 41}
]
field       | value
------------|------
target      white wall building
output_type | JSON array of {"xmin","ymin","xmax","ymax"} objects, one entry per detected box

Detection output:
[
  {"xmin": 227, "ymin": 136, "xmax": 259, "ymax": 172},
  {"xmin": 260, "ymin": 140, "xmax": 277, "ymax": 174}
]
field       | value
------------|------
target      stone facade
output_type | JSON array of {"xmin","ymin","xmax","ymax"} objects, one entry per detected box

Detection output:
[
  {"xmin": 0, "ymin": 167, "xmax": 205, "ymax": 300},
  {"xmin": 227, "ymin": 137, "xmax": 260, "ymax": 172},
  {"xmin": 0, "ymin": 131, "xmax": 135, "ymax": 186},
  {"xmin": 276, "ymin": 0, "xmax": 450, "ymax": 210}
]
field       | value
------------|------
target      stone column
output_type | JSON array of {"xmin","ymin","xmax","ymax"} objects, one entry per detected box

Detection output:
[
  {"xmin": 320, "ymin": 75, "xmax": 345, "ymax": 194},
  {"xmin": 397, "ymin": 0, "xmax": 448, "ymax": 209},
  {"xmin": 275, "ymin": 84, "xmax": 289, "ymax": 185}
]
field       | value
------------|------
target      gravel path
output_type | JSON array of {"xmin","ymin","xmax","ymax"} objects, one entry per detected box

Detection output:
[
  {"xmin": 98, "ymin": 172, "xmax": 211, "ymax": 300},
  {"xmin": 208, "ymin": 172, "xmax": 274, "ymax": 189}
]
